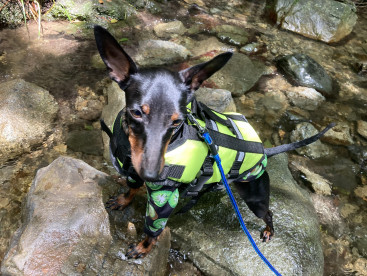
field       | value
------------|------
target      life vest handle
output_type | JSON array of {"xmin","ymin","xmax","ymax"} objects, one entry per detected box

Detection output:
[{"xmin": 187, "ymin": 112, "xmax": 282, "ymax": 276}]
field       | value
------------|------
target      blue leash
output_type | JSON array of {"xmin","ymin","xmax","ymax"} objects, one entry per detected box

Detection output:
[{"xmin": 187, "ymin": 113, "xmax": 282, "ymax": 276}]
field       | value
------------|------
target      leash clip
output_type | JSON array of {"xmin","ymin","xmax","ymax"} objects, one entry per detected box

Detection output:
[{"xmin": 187, "ymin": 112, "xmax": 218, "ymax": 156}]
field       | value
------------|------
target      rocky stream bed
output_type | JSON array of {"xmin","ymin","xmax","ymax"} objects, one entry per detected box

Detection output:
[{"xmin": 0, "ymin": 0, "xmax": 367, "ymax": 275}]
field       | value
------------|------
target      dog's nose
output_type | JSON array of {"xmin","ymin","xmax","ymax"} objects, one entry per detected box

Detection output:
[{"xmin": 141, "ymin": 169, "xmax": 159, "ymax": 182}]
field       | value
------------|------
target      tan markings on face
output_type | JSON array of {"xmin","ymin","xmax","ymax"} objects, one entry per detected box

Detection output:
[
  {"xmin": 171, "ymin": 112, "xmax": 179, "ymax": 121},
  {"xmin": 128, "ymin": 127, "xmax": 144, "ymax": 175},
  {"xmin": 141, "ymin": 104, "xmax": 150, "ymax": 115}
]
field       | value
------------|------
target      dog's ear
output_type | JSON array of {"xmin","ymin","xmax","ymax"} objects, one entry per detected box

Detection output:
[
  {"xmin": 179, "ymin": 52, "xmax": 233, "ymax": 92},
  {"xmin": 94, "ymin": 25, "xmax": 137, "ymax": 88}
]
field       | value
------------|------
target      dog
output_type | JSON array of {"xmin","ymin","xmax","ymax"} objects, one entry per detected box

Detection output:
[{"xmin": 94, "ymin": 25, "xmax": 334, "ymax": 259}]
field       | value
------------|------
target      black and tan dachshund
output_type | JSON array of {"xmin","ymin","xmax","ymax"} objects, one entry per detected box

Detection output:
[{"xmin": 94, "ymin": 25, "xmax": 334, "ymax": 259}]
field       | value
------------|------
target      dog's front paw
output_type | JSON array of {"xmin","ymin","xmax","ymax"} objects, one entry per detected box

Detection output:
[
  {"xmin": 106, "ymin": 194, "xmax": 130, "ymax": 210},
  {"xmin": 261, "ymin": 225, "xmax": 274, "ymax": 242},
  {"xmin": 126, "ymin": 236, "xmax": 158, "ymax": 259}
]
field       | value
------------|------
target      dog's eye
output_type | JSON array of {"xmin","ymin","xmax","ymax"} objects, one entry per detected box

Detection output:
[
  {"xmin": 172, "ymin": 119, "xmax": 182, "ymax": 127},
  {"xmin": 130, "ymin": 109, "xmax": 142, "ymax": 119}
]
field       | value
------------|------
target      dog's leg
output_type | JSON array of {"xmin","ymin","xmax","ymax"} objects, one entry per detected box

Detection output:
[
  {"xmin": 106, "ymin": 177, "xmax": 144, "ymax": 210},
  {"xmin": 234, "ymin": 171, "xmax": 274, "ymax": 242},
  {"xmin": 126, "ymin": 183, "xmax": 179, "ymax": 258}
]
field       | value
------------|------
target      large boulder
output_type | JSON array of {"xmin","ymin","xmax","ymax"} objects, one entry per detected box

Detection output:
[
  {"xmin": 1, "ymin": 157, "xmax": 170, "ymax": 275},
  {"xmin": 134, "ymin": 40, "xmax": 191, "ymax": 67},
  {"xmin": 195, "ymin": 88, "xmax": 236, "ymax": 113},
  {"xmin": 169, "ymin": 153, "xmax": 324, "ymax": 275},
  {"xmin": 0, "ymin": 79, "xmax": 58, "ymax": 165},
  {"xmin": 268, "ymin": 0, "xmax": 357, "ymax": 43},
  {"xmin": 101, "ymin": 82, "xmax": 126, "ymax": 160},
  {"xmin": 210, "ymin": 53, "xmax": 266, "ymax": 97}
]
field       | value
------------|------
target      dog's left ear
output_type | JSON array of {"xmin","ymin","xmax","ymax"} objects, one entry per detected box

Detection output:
[
  {"xmin": 94, "ymin": 25, "xmax": 137, "ymax": 88},
  {"xmin": 180, "ymin": 52, "xmax": 233, "ymax": 92}
]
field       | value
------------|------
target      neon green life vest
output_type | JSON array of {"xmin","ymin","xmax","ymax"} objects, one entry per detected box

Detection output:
[{"xmin": 109, "ymin": 100, "xmax": 266, "ymax": 187}]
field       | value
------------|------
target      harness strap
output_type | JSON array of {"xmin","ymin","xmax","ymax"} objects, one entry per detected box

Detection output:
[
  {"xmin": 227, "ymin": 117, "xmax": 245, "ymax": 179},
  {"xmin": 180, "ymin": 155, "xmax": 214, "ymax": 198},
  {"xmin": 207, "ymin": 128, "xmax": 264, "ymax": 154}
]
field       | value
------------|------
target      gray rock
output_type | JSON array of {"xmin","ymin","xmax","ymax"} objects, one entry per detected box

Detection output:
[
  {"xmin": 270, "ymin": 0, "xmax": 357, "ymax": 43},
  {"xmin": 311, "ymin": 194, "xmax": 346, "ymax": 239},
  {"xmin": 211, "ymin": 53, "xmax": 266, "ymax": 97},
  {"xmin": 184, "ymin": 37, "xmax": 234, "ymax": 58},
  {"xmin": 292, "ymin": 155, "xmax": 359, "ymax": 195},
  {"xmin": 289, "ymin": 160, "xmax": 332, "ymax": 195},
  {"xmin": 353, "ymin": 226, "xmax": 367, "ymax": 258},
  {"xmin": 290, "ymin": 123, "xmax": 331, "ymax": 159},
  {"xmin": 66, "ymin": 129, "xmax": 104, "ymax": 155},
  {"xmin": 276, "ymin": 54, "xmax": 334, "ymax": 96},
  {"xmin": 284, "ymin": 86, "xmax": 325, "ymax": 111},
  {"xmin": 134, "ymin": 40, "xmax": 191, "ymax": 67},
  {"xmin": 348, "ymin": 145, "xmax": 367, "ymax": 174},
  {"xmin": 194, "ymin": 88, "xmax": 236, "ymax": 113},
  {"xmin": 215, "ymin": 24, "xmax": 249, "ymax": 46},
  {"xmin": 321, "ymin": 122, "xmax": 354, "ymax": 146},
  {"xmin": 101, "ymin": 82, "xmax": 126, "ymax": 160},
  {"xmin": 240, "ymin": 42, "xmax": 261, "ymax": 54},
  {"xmin": 357, "ymin": 120, "xmax": 367, "ymax": 139},
  {"xmin": 153, "ymin": 21, "xmax": 187, "ymax": 38},
  {"xmin": 1, "ymin": 157, "xmax": 171, "ymax": 275},
  {"xmin": 170, "ymin": 154, "xmax": 324, "ymax": 276},
  {"xmin": 1, "ymin": 156, "xmax": 112, "ymax": 275},
  {"xmin": 0, "ymin": 79, "xmax": 58, "ymax": 164}
]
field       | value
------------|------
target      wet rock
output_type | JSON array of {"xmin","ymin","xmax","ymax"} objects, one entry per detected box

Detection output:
[
  {"xmin": 284, "ymin": 86, "xmax": 325, "ymax": 111},
  {"xmin": 348, "ymin": 145, "xmax": 367, "ymax": 174},
  {"xmin": 1, "ymin": 156, "xmax": 171, "ymax": 275},
  {"xmin": 276, "ymin": 54, "xmax": 334, "ymax": 96},
  {"xmin": 354, "ymin": 185, "xmax": 367, "ymax": 201},
  {"xmin": 292, "ymin": 155, "xmax": 359, "ymax": 194},
  {"xmin": 290, "ymin": 123, "xmax": 331, "ymax": 159},
  {"xmin": 352, "ymin": 226, "xmax": 367, "ymax": 258},
  {"xmin": 0, "ymin": 79, "xmax": 58, "ymax": 164},
  {"xmin": 1, "ymin": 156, "xmax": 112, "ymax": 275},
  {"xmin": 210, "ymin": 53, "xmax": 266, "ymax": 97},
  {"xmin": 322, "ymin": 233, "xmax": 355, "ymax": 275},
  {"xmin": 357, "ymin": 120, "xmax": 367, "ymax": 139},
  {"xmin": 75, "ymin": 86, "xmax": 105, "ymax": 121},
  {"xmin": 134, "ymin": 40, "xmax": 191, "ymax": 67},
  {"xmin": 153, "ymin": 21, "xmax": 187, "ymax": 38},
  {"xmin": 234, "ymin": 92, "xmax": 265, "ymax": 118},
  {"xmin": 311, "ymin": 194, "xmax": 345, "ymax": 239},
  {"xmin": 214, "ymin": 24, "xmax": 249, "ymax": 46},
  {"xmin": 289, "ymin": 160, "xmax": 332, "ymax": 195},
  {"xmin": 183, "ymin": 37, "xmax": 233, "ymax": 58},
  {"xmin": 195, "ymin": 88, "xmax": 236, "ymax": 113},
  {"xmin": 262, "ymin": 90, "xmax": 289, "ymax": 126},
  {"xmin": 101, "ymin": 82, "xmax": 126, "ymax": 160},
  {"xmin": 66, "ymin": 129, "xmax": 104, "ymax": 156},
  {"xmin": 240, "ymin": 42, "xmax": 261, "ymax": 54},
  {"xmin": 321, "ymin": 122, "xmax": 354, "ymax": 146},
  {"xmin": 169, "ymin": 154, "xmax": 324, "ymax": 275},
  {"xmin": 269, "ymin": 0, "xmax": 357, "ymax": 43}
]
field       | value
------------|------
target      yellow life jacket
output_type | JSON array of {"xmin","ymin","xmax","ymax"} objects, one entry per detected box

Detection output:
[{"xmin": 104, "ymin": 100, "xmax": 266, "ymax": 189}]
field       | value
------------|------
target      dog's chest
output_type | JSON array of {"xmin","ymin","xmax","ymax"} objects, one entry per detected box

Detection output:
[{"xmin": 164, "ymin": 115, "xmax": 266, "ymax": 184}]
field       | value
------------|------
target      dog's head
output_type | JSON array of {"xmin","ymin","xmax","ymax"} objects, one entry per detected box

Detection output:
[{"xmin": 94, "ymin": 25, "xmax": 232, "ymax": 181}]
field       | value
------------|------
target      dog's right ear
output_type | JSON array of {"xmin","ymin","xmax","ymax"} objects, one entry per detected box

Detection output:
[{"xmin": 94, "ymin": 25, "xmax": 137, "ymax": 88}]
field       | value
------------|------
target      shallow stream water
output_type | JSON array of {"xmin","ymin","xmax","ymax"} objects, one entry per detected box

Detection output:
[{"xmin": 0, "ymin": 1, "xmax": 367, "ymax": 275}]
